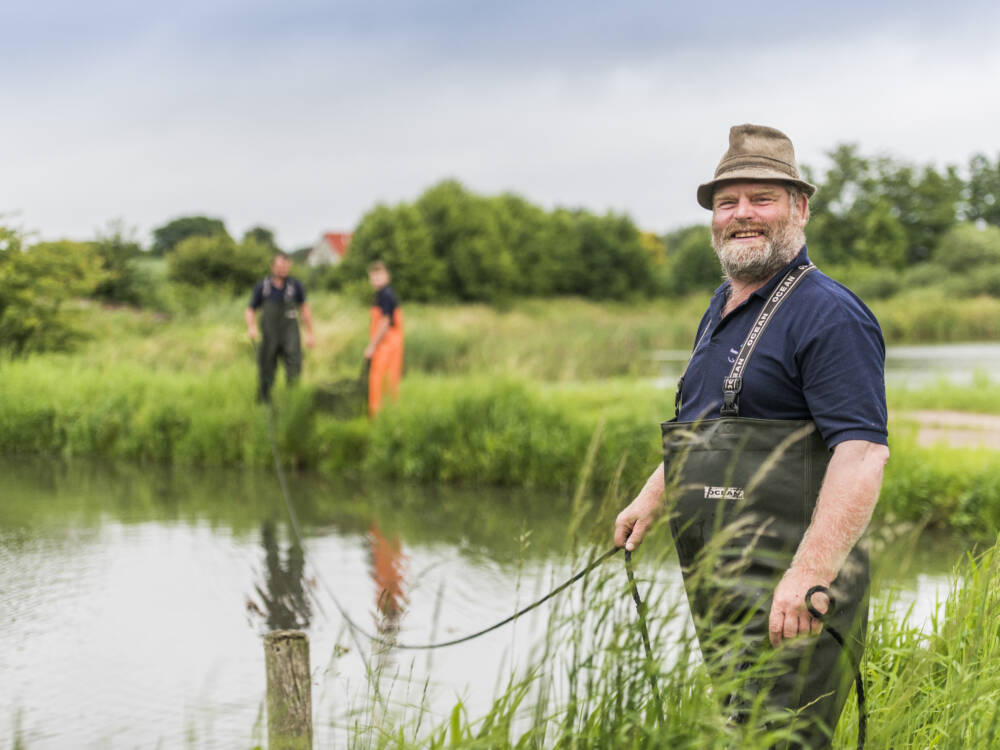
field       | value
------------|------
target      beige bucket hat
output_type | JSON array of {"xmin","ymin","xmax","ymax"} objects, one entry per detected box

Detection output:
[{"xmin": 697, "ymin": 124, "xmax": 817, "ymax": 209}]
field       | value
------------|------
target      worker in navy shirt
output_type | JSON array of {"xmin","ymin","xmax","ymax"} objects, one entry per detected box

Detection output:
[
  {"xmin": 245, "ymin": 252, "xmax": 315, "ymax": 402},
  {"xmin": 614, "ymin": 125, "xmax": 889, "ymax": 748}
]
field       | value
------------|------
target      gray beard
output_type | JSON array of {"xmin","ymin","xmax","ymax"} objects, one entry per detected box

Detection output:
[{"xmin": 713, "ymin": 221, "xmax": 805, "ymax": 284}]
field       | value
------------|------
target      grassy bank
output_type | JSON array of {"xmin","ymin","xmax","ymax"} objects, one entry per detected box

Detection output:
[{"xmin": 5, "ymin": 356, "xmax": 1000, "ymax": 539}]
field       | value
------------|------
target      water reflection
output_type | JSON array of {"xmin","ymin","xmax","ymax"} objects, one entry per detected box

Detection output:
[
  {"xmin": 248, "ymin": 520, "xmax": 312, "ymax": 630},
  {"xmin": 367, "ymin": 521, "xmax": 408, "ymax": 641}
]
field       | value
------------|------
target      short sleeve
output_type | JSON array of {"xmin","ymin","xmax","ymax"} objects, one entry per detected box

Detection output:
[
  {"xmin": 377, "ymin": 288, "xmax": 397, "ymax": 319},
  {"xmin": 798, "ymin": 308, "xmax": 888, "ymax": 448},
  {"xmin": 249, "ymin": 281, "xmax": 264, "ymax": 309}
]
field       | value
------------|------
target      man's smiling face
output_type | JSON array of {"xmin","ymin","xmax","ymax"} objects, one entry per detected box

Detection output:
[{"xmin": 710, "ymin": 180, "xmax": 807, "ymax": 283}]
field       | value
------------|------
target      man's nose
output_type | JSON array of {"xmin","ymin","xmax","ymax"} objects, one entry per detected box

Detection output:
[{"xmin": 733, "ymin": 196, "xmax": 755, "ymax": 219}]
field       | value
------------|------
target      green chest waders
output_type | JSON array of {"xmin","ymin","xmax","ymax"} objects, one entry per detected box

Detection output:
[
  {"xmin": 258, "ymin": 280, "xmax": 302, "ymax": 401},
  {"xmin": 663, "ymin": 264, "xmax": 868, "ymax": 749}
]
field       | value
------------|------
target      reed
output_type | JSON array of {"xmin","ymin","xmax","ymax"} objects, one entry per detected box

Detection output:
[{"xmin": 331, "ymin": 520, "xmax": 1000, "ymax": 748}]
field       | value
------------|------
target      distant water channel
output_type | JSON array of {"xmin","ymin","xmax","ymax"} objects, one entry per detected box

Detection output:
[
  {"xmin": 653, "ymin": 342, "xmax": 1000, "ymax": 389},
  {"xmin": 1, "ymin": 458, "xmax": 965, "ymax": 748}
]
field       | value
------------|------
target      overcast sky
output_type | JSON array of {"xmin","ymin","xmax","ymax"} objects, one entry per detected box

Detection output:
[{"xmin": 3, "ymin": 0, "xmax": 999, "ymax": 250}]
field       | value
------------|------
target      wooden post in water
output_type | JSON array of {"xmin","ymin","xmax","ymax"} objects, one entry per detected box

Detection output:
[{"xmin": 264, "ymin": 630, "xmax": 313, "ymax": 750}]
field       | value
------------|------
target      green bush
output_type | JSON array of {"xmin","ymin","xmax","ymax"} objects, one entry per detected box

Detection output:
[
  {"xmin": 829, "ymin": 263, "xmax": 902, "ymax": 301},
  {"xmin": 151, "ymin": 215, "xmax": 229, "ymax": 256},
  {"xmin": 90, "ymin": 221, "xmax": 157, "ymax": 307},
  {"xmin": 166, "ymin": 235, "xmax": 272, "ymax": 292},
  {"xmin": 0, "ymin": 234, "xmax": 105, "ymax": 355},
  {"xmin": 661, "ymin": 225, "xmax": 719, "ymax": 295},
  {"xmin": 933, "ymin": 223, "xmax": 1000, "ymax": 271},
  {"xmin": 899, "ymin": 262, "xmax": 947, "ymax": 290},
  {"xmin": 943, "ymin": 264, "xmax": 1000, "ymax": 297}
]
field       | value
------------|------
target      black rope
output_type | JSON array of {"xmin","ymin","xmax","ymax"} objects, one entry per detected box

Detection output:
[
  {"xmin": 389, "ymin": 546, "xmax": 621, "ymax": 650},
  {"xmin": 806, "ymin": 585, "xmax": 866, "ymax": 750},
  {"xmin": 625, "ymin": 549, "xmax": 664, "ymax": 720}
]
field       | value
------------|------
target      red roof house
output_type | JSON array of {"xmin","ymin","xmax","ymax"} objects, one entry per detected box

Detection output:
[{"xmin": 307, "ymin": 232, "xmax": 352, "ymax": 266}]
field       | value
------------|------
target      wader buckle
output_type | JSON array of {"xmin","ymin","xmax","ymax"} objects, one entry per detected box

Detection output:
[{"xmin": 720, "ymin": 377, "xmax": 742, "ymax": 417}]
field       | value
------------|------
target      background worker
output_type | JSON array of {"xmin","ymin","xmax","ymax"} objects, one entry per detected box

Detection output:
[
  {"xmin": 614, "ymin": 124, "xmax": 889, "ymax": 747},
  {"xmin": 245, "ymin": 252, "xmax": 315, "ymax": 402},
  {"xmin": 364, "ymin": 260, "xmax": 403, "ymax": 416}
]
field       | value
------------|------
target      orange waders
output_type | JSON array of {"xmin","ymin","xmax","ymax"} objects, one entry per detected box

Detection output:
[{"xmin": 368, "ymin": 306, "xmax": 404, "ymax": 416}]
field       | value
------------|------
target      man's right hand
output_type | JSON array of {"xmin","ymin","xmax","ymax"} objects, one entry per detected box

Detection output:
[
  {"xmin": 614, "ymin": 465, "xmax": 666, "ymax": 551},
  {"xmin": 248, "ymin": 325, "xmax": 259, "ymax": 342},
  {"xmin": 614, "ymin": 496, "xmax": 661, "ymax": 551}
]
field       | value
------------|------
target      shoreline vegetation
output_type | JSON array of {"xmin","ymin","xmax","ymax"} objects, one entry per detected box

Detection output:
[{"xmin": 4, "ymin": 293, "xmax": 1000, "ymax": 541}]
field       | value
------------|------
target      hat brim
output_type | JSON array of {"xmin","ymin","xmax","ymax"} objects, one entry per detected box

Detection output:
[{"xmin": 697, "ymin": 170, "xmax": 817, "ymax": 210}]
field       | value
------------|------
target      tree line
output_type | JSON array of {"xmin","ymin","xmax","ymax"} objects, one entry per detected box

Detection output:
[{"xmin": 2, "ymin": 144, "xmax": 1000, "ymax": 355}]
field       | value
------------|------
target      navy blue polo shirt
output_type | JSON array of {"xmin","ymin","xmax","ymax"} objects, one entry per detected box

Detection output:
[
  {"xmin": 374, "ymin": 286, "xmax": 398, "ymax": 326},
  {"xmin": 677, "ymin": 247, "xmax": 888, "ymax": 449},
  {"xmin": 249, "ymin": 277, "xmax": 306, "ymax": 309}
]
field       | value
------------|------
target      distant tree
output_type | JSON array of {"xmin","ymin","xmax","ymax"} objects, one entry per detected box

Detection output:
[
  {"xmin": 0, "ymin": 232, "xmax": 105, "ymax": 355},
  {"xmin": 805, "ymin": 144, "xmax": 881, "ymax": 267},
  {"xmin": 568, "ymin": 211, "xmax": 652, "ymax": 299},
  {"xmin": 343, "ymin": 181, "xmax": 659, "ymax": 303},
  {"xmin": 342, "ymin": 202, "xmax": 444, "ymax": 302},
  {"xmin": 243, "ymin": 225, "xmax": 281, "ymax": 253},
  {"xmin": 151, "ymin": 216, "xmax": 229, "ymax": 256},
  {"xmin": 852, "ymin": 201, "xmax": 907, "ymax": 268},
  {"xmin": 878, "ymin": 162, "xmax": 963, "ymax": 264},
  {"xmin": 933, "ymin": 223, "xmax": 1000, "ymax": 272},
  {"xmin": 967, "ymin": 153, "xmax": 1000, "ymax": 226},
  {"xmin": 416, "ymin": 180, "xmax": 515, "ymax": 303},
  {"xmin": 661, "ymin": 225, "xmax": 718, "ymax": 294},
  {"xmin": 639, "ymin": 231, "xmax": 668, "ymax": 268},
  {"xmin": 494, "ymin": 193, "xmax": 579, "ymax": 296},
  {"xmin": 805, "ymin": 145, "xmax": 960, "ymax": 267},
  {"xmin": 166, "ymin": 234, "xmax": 271, "ymax": 292},
  {"xmin": 91, "ymin": 219, "xmax": 154, "ymax": 306}
]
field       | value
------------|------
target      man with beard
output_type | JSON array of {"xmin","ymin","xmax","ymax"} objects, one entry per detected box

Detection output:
[
  {"xmin": 614, "ymin": 124, "xmax": 889, "ymax": 748},
  {"xmin": 246, "ymin": 252, "xmax": 316, "ymax": 402}
]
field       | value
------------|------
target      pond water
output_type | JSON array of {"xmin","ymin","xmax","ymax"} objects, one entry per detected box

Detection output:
[{"xmin": 1, "ymin": 458, "xmax": 966, "ymax": 749}]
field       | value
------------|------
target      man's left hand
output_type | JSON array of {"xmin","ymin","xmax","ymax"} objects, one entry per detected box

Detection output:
[
  {"xmin": 305, "ymin": 332, "xmax": 316, "ymax": 349},
  {"xmin": 769, "ymin": 567, "xmax": 830, "ymax": 646}
]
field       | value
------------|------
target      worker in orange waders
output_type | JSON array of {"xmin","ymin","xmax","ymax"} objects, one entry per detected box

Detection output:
[{"xmin": 363, "ymin": 260, "xmax": 403, "ymax": 417}]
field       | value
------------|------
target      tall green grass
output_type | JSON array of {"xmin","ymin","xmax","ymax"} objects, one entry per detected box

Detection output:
[
  {"xmin": 872, "ymin": 290, "xmax": 1000, "ymax": 344},
  {"xmin": 328, "ymin": 505, "xmax": 1000, "ymax": 748},
  {"xmin": 63, "ymin": 288, "xmax": 1000, "ymax": 379},
  {"xmin": 888, "ymin": 373, "xmax": 1000, "ymax": 413},
  {"xmin": 62, "ymin": 292, "xmax": 712, "ymax": 381}
]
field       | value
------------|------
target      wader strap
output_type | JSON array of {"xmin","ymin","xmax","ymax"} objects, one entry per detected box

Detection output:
[
  {"xmin": 261, "ymin": 278, "xmax": 298, "ymax": 304},
  {"xmin": 673, "ymin": 324, "xmax": 712, "ymax": 418},
  {"xmin": 720, "ymin": 263, "xmax": 815, "ymax": 417}
]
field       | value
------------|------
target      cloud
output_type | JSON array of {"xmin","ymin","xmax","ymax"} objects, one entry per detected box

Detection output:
[{"xmin": 2, "ymin": 1, "xmax": 999, "ymax": 247}]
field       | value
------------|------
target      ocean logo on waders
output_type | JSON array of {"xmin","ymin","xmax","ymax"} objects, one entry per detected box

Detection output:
[{"xmin": 704, "ymin": 486, "xmax": 744, "ymax": 500}]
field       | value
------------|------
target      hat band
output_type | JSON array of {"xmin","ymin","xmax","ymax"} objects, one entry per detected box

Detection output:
[{"xmin": 715, "ymin": 154, "xmax": 798, "ymax": 179}]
